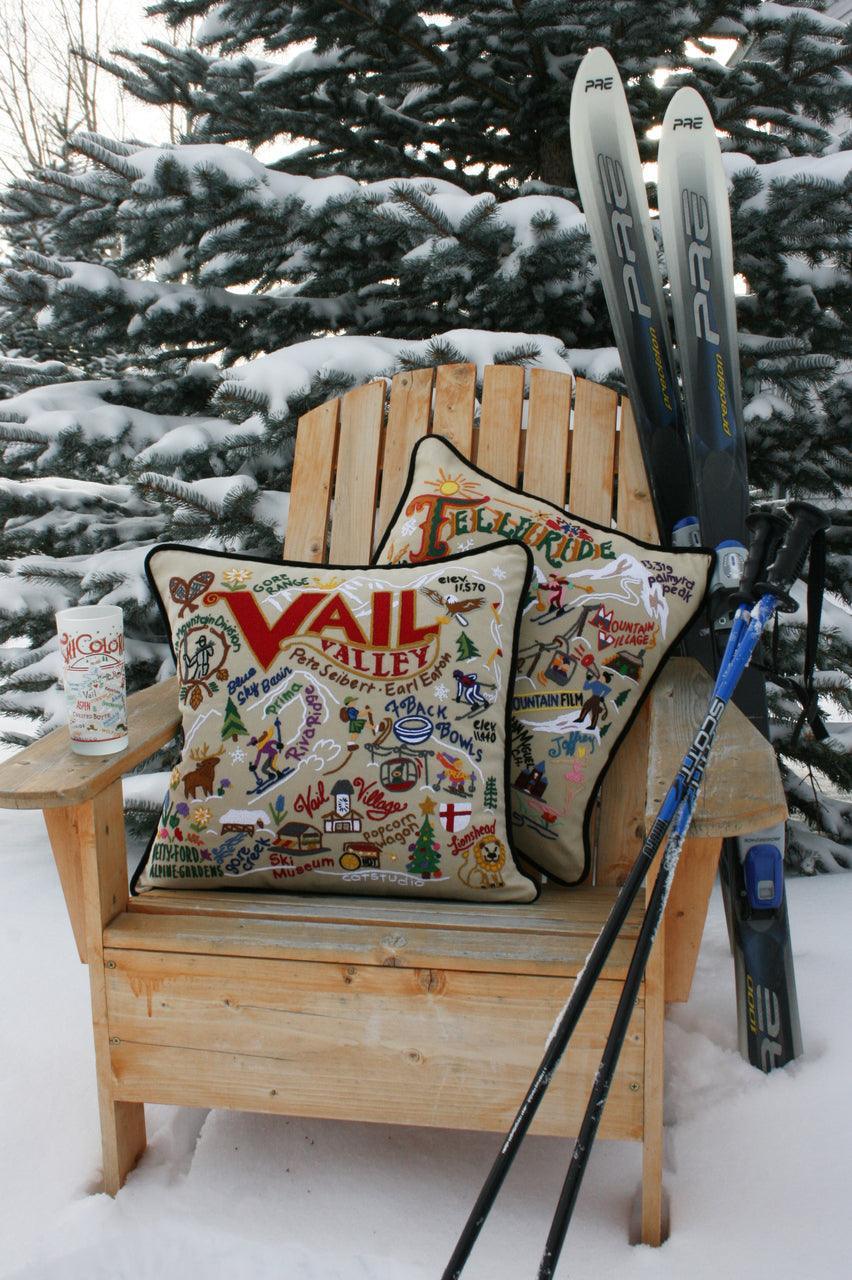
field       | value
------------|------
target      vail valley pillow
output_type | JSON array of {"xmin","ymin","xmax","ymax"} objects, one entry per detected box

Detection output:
[
  {"xmin": 373, "ymin": 434, "xmax": 713, "ymax": 884},
  {"xmin": 133, "ymin": 541, "xmax": 538, "ymax": 902}
]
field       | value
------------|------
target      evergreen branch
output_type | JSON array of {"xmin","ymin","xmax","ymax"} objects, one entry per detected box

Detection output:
[
  {"xmin": 70, "ymin": 133, "xmax": 143, "ymax": 180},
  {"xmin": 327, "ymin": 0, "xmax": 517, "ymax": 110},
  {"xmin": 17, "ymin": 250, "xmax": 72, "ymax": 279}
]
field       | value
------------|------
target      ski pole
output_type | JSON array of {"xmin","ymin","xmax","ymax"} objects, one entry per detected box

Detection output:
[
  {"xmin": 442, "ymin": 505, "xmax": 824, "ymax": 1278},
  {"xmin": 536, "ymin": 503, "xmax": 829, "ymax": 1278},
  {"xmin": 442, "ymin": 592, "xmax": 764, "ymax": 1277},
  {"xmin": 537, "ymin": 596, "xmax": 774, "ymax": 1278}
]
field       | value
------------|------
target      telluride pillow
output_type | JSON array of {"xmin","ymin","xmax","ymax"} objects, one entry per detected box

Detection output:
[
  {"xmin": 374, "ymin": 434, "xmax": 714, "ymax": 885},
  {"xmin": 133, "ymin": 541, "xmax": 538, "ymax": 902}
]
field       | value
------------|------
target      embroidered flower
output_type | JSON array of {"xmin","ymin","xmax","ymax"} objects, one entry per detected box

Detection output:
[
  {"xmin": 175, "ymin": 801, "xmax": 190, "ymax": 817},
  {"xmin": 169, "ymin": 766, "xmax": 181, "ymax": 789},
  {"xmin": 221, "ymin": 567, "xmax": 253, "ymax": 588},
  {"xmin": 190, "ymin": 806, "xmax": 211, "ymax": 831}
]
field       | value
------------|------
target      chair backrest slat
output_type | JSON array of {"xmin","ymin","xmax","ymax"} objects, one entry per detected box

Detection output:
[
  {"xmin": 432, "ymin": 363, "xmax": 476, "ymax": 455},
  {"xmin": 524, "ymin": 368, "xmax": 573, "ymax": 507},
  {"xmin": 283, "ymin": 398, "xmax": 339, "ymax": 562},
  {"xmin": 327, "ymin": 380, "xmax": 386, "ymax": 564},
  {"xmin": 567, "ymin": 378, "xmax": 618, "ymax": 524},
  {"xmin": 476, "ymin": 365, "xmax": 525, "ymax": 482},
  {"xmin": 377, "ymin": 368, "xmax": 435, "ymax": 534},
  {"xmin": 614, "ymin": 399, "xmax": 659, "ymax": 542}
]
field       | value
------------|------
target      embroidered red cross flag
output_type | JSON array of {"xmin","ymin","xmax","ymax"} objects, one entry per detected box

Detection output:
[{"xmin": 439, "ymin": 801, "xmax": 472, "ymax": 833}]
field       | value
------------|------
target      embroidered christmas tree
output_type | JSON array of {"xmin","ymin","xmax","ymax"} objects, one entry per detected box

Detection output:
[
  {"xmin": 407, "ymin": 814, "xmax": 442, "ymax": 879},
  {"xmin": 455, "ymin": 632, "xmax": 480, "ymax": 662},
  {"xmin": 484, "ymin": 776, "xmax": 498, "ymax": 809},
  {"xmin": 221, "ymin": 696, "xmax": 249, "ymax": 742}
]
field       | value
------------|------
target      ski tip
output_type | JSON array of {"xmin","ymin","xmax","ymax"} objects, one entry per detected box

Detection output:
[
  {"xmin": 571, "ymin": 46, "xmax": 622, "ymax": 106},
  {"xmin": 662, "ymin": 86, "xmax": 714, "ymax": 136}
]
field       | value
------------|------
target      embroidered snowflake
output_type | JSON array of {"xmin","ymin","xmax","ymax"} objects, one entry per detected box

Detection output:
[
  {"xmin": 492, "ymin": 566, "xmax": 507, "ymax": 580},
  {"xmin": 434, "ymin": 683, "xmax": 449, "ymax": 701},
  {"xmin": 457, "ymin": 537, "xmax": 475, "ymax": 551},
  {"xmin": 230, "ymin": 747, "xmax": 246, "ymax": 763},
  {"xmin": 400, "ymin": 517, "xmax": 419, "ymax": 537}
]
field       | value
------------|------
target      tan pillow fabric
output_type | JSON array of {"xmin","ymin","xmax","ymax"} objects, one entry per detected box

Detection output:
[
  {"xmin": 133, "ymin": 541, "xmax": 538, "ymax": 902},
  {"xmin": 373, "ymin": 434, "xmax": 713, "ymax": 884}
]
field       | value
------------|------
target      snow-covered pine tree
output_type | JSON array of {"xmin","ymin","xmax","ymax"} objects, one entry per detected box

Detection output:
[{"xmin": 0, "ymin": 1, "xmax": 849, "ymax": 859}]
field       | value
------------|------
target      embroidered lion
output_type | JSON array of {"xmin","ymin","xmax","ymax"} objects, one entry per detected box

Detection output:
[{"xmin": 458, "ymin": 834, "xmax": 507, "ymax": 889}]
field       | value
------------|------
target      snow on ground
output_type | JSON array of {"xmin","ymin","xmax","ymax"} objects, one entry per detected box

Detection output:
[{"xmin": 1, "ymin": 806, "xmax": 848, "ymax": 1279}]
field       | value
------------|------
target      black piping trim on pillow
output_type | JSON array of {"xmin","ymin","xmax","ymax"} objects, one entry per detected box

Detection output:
[
  {"xmin": 131, "ymin": 538, "xmax": 540, "ymax": 903},
  {"xmin": 372, "ymin": 432, "xmax": 716, "ymax": 888}
]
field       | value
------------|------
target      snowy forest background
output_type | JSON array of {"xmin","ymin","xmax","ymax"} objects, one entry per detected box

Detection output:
[{"xmin": 0, "ymin": 0, "xmax": 849, "ymax": 869}]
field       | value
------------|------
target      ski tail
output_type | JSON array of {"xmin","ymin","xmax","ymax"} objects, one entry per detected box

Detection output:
[
  {"xmin": 658, "ymin": 86, "xmax": 802, "ymax": 1070},
  {"xmin": 569, "ymin": 48, "xmax": 698, "ymax": 541}
]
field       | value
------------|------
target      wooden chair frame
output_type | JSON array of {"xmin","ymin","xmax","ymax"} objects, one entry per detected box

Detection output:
[{"xmin": 0, "ymin": 365, "xmax": 786, "ymax": 1247}]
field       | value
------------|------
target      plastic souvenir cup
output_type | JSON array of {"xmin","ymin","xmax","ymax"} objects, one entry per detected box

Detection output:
[{"xmin": 55, "ymin": 604, "xmax": 129, "ymax": 755}]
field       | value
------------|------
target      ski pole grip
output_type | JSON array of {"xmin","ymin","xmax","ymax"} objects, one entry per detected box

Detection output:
[
  {"xmin": 734, "ymin": 510, "xmax": 790, "ymax": 605},
  {"xmin": 759, "ymin": 501, "xmax": 830, "ymax": 612}
]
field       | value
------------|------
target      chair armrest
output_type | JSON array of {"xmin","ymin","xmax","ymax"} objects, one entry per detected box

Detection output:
[
  {"xmin": 645, "ymin": 657, "xmax": 787, "ymax": 838},
  {"xmin": 0, "ymin": 677, "xmax": 180, "ymax": 810}
]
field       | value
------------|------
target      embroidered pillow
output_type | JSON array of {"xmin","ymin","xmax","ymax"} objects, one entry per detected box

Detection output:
[
  {"xmin": 133, "ymin": 541, "xmax": 538, "ymax": 902},
  {"xmin": 374, "ymin": 434, "xmax": 713, "ymax": 885}
]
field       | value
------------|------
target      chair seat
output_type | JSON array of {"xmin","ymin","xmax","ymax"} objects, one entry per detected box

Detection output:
[{"xmin": 116, "ymin": 882, "xmax": 643, "ymax": 978}]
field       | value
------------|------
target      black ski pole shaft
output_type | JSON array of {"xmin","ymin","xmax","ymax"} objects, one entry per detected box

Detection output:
[
  {"xmin": 539, "ymin": 620, "xmax": 760, "ymax": 1276},
  {"xmin": 440, "ymin": 838, "xmax": 653, "ymax": 1279},
  {"xmin": 538, "ymin": 846, "xmax": 673, "ymax": 1278}
]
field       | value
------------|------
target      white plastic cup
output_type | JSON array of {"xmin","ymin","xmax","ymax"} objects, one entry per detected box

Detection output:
[{"xmin": 55, "ymin": 605, "xmax": 129, "ymax": 756}]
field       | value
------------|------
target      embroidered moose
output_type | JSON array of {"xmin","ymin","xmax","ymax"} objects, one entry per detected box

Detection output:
[{"xmin": 182, "ymin": 743, "xmax": 222, "ymax": 800}]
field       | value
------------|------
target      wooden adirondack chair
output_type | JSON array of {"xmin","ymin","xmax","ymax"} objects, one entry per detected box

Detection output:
[{"xmin": 0, "ymin": 365, "xmax": 787, "ymax": 1248}]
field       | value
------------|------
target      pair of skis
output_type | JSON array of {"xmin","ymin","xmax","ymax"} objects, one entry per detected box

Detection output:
[{"xmin": 571, "ymin": 47, "xmax": 802, "ymax": 1072}]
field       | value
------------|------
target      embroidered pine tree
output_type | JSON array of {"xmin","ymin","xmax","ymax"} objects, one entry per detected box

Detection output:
[
  {"xmin": 407, "ymin": 815, "xmax": 442, "ymax": 880},
  {"xmin": 455, "ymin": 632, "xmax": 480, "ymax": 662},
  {"xmin": 221, "ymin": 697, "xmax": 249, "ymax": 742},
  {"xmin": 484, "ymin": 776, "xmax": 498, "ymax": 810}
]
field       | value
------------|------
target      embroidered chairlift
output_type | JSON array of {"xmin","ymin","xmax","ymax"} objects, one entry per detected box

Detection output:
[{"xmin": 365, "ymin": 740, "xmax": 434, "ymax": 789}]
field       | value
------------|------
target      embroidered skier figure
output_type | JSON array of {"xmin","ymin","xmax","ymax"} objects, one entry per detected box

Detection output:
[
  {"xmin": 247, "ymin": 716, "xmax": 293, "ymax": 795},
  {"xmin": 452, "ymin": 668, "xmax": 490, "ymax": 718}
]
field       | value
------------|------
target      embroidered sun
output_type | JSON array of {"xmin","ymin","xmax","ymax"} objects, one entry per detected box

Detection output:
[{"xmin": 427, "ymin": 469, "xmax": 481, "ymax": 499}]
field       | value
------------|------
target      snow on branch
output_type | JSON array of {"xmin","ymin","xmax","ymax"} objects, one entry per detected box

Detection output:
[{"xmin": 216, "ymin": 329, "xmax": 574, "ymax": 424}]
